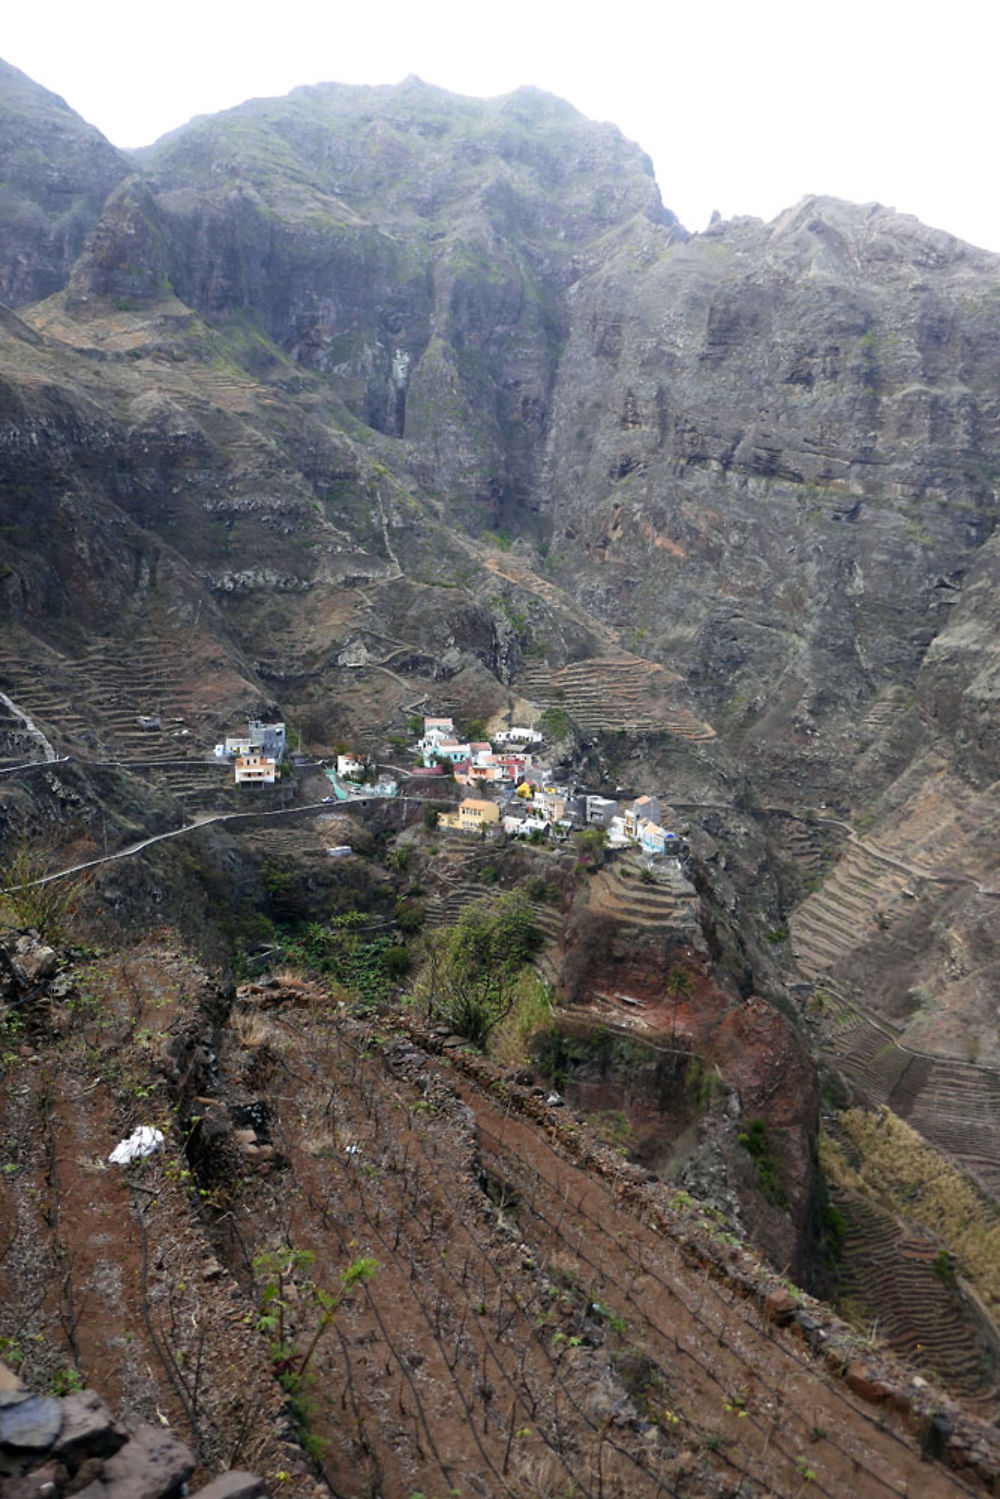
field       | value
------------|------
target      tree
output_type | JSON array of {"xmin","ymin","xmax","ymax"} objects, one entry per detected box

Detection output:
[
  {"xmin": 0, "ymin": 843, "xmax": 85, "ymax": 943},
  {"xmin": 667, "ymin": 964, "xmax": 693, "ymax": 1041},
  {"xmin": 421, "ymin": 891, "xmax": 541, "ymax": 1049},
  {"xmin": 573, "ymin": 827, "xmax": 606, "ymax": 867}
]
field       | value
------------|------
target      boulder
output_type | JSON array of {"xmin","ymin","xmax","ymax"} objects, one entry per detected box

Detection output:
[
  {"xmin": 0, "ymin": 1396, "xmax": 63, "ymax": 1452},
  {"xmin": 101, "ymin": 1428, "xmax": 194, "ymax": 1499},
  {"xmin": 52, "ymin": 1393, "xmax": 127, "ymax": 1471}
]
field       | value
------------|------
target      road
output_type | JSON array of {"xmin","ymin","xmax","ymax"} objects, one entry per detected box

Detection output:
[{"xmin": 3, "ymin": 789, "xmax": 441, "ymax": 891}]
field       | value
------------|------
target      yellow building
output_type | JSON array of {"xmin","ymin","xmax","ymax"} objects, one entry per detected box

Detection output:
[{"xmin": 439, "ymin": 797, "xmax": 501, "ymax": 832}]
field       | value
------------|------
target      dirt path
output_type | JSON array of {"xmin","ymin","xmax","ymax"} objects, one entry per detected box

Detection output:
[
  {"xmin": 3, "ymin": 790, "xmax": 440, "ymax": 892},
  {"xmin": 769, "ymin": 803, "xmax": 1000, "ymax": 900}
]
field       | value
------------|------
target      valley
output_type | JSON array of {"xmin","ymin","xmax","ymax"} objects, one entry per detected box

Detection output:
[{"xmin": 4, "ymin": 53, "xmax": 1000, "ymax": 1497}]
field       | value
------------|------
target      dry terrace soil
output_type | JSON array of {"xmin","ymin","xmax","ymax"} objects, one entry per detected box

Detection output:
[{"xmin": 0, "ymin": 945, "xmax": 990, "ymax": 1499}]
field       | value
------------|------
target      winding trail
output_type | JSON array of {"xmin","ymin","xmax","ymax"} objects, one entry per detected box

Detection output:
[
  {"xmin": 766, "ymin": 804, "xmax": 1000, "ymax": 900},
  {"xmin": 2, "ymin": 790, "xmax": 439, "ymax": 891}
]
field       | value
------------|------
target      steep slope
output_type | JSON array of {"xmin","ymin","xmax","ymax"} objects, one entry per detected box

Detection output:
[
  {"xmin": 0, "ymin": 59, "xmax": 130, "ymax": 306},
  {"xmin": 130, "ymin": 78, "xmax": 681, "ymax": 535},
  {"xmin": 8, "ymin": 61, "xmax": 1000, "ymax": 1400},
  {"xmin": 541, "ymin": 196, "xmax": 1000, "ymax": 804},
  {"xmin": 3, "ymin": 943, "xmax": 999, "ymax": 1497}
]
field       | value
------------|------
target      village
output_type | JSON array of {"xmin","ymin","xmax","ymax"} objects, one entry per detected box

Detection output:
[
  {"xmin": 213, "ymin": 710, "xmax": 686, "ymax": 863},
  {"xmin": 337, "ymin": 712, "xmax": 686, "ymax": 861}
]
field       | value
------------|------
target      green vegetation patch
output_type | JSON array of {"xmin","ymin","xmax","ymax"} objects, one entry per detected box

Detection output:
[{"xmin": 738, "ymin": 1117, "xmax": 788, "ymax": 1210}]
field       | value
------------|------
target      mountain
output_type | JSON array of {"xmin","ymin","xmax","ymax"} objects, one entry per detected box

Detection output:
[
  {"xmin": 5, "ymin": 59, "xmax": 1000, "ymax": 1450},
  {"xmin": 0, "ymin": 59, "xmax": 131, "ymax": 306}
]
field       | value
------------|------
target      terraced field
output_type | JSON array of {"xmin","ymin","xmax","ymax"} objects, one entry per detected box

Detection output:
[
  {"xmin": 0, "ymin": 632, "xmax": 257, "ymax": 761},
  {"xmin": 859, "ymin": 686, "xmax": 913, "ymax": 736},
  {"xmin": 587, "ymin": 850, "xmax": 699, "ymax": 938},
  {"xmin": 789, "ymin": 841, "xmax": 924, "ymax": 979},
  {"xmin": 832, "ymin": 1188, "xmax": 999, "ymax": 1406},
  {"xmin": 423, "ymin": 844, "xmax": 567, "ymax": 988},
  {"xmin": 517, "ymin": 656, "xmax": 716, "ymax": 740},
  {"xmin": 815, "ymin": 983, "xmax": 1000, "ymax": 1196}
]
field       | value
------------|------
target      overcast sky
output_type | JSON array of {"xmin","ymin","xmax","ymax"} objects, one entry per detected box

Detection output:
[{"xmin": 6, "ymin": 0, "xmax": 999, "ymax": 253}]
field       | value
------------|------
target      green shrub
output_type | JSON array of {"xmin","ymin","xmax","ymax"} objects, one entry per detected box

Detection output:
[
  {"xmin": 738, "ymin": 1118, "xmax": 788, "ymax": 1209},
  {"xmin": 419, "ymin": 891, "xmax": 540, "ymax": 1048}
]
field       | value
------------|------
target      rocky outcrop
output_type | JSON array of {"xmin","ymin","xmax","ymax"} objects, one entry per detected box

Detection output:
[
  {"xmin": 0, "ymin": 1376, "xmax": 267, "ymax": 1499},
  {"xmin": 0, "ymin": 61, "xmax": 129, "ymax": 307},
  {"xmin": 541, "ymin": 196, "xmax": 1000, "ymax": 801}
]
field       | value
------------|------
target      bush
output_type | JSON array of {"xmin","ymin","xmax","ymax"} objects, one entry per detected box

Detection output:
[
  {"xmin": 383, "ymin": 944, "xmax": 411, "ymax": 981},
  {"xmin": 395, "ymin": 897, "xmax": 425, "ymax": 934},
  {"xmin": 738, "ymin": 1118, "xmax": 788, "ymax": 1209},
  {"xmin": 540, "ymin": 706, "xmax": 571, "ymax": 739},
  {"xmin": 0, "ymin": 844, "xmax": 85, "ymax": 943},
  {"xmin": 419, "ymin": 891, "xmax": 541, "ymax": 1048}
]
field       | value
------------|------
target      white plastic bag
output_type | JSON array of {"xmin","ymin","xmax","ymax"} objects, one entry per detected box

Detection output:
[{"xmin": 109, "ymin": 1126, "xmax": 164, "ymax": 1165}]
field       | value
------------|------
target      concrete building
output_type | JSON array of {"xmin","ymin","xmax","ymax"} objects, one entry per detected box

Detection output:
[
  {"xmin": 503, "ymin": 812, "xmax": 548, "ymax": 837},
  {"xmin": 249, "ymin": 720, "xmax": 286, "ymax": 763},
  {"xmin": 235, "ymin": 753, "xmax": 276, "ymax": 786},
  {"xmin": 586, "ymin": 795, "xmax": 618, "ymax": 826},
  {"xmin": 337, "ymin": 753, "xmax": 367, "ymax": 779},
  {"xmin": 495, "ymin": 727, "xmax": 543, "ymax": 746},
  {"xmin": 439, "ymin": 798, "xmax": 501, "ymax": 833},
  {"xmin": 423, "ymin": 740, "xmax": 472, "ymax": 766},
  {"xmin": 536, "ymin": 787, "xmax": 568, "ymax": 824}
]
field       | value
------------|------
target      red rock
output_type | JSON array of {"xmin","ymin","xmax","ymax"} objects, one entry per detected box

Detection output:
[
  {"xmin": 763, "ymin": 1288, "xmax": 799, "ymax": 1325},
  {"xmin": 845, "ymin": 1362, "xmax": 892, "ymax": 1403}
]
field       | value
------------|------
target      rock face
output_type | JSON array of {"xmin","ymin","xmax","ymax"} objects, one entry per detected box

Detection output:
[
  {"xmin": 0, "ymin": 61, "xmax": 129, "ymax": 307},
  {"xmin": 540, "ymin": 196, "xmax": 1000, "ymax": 800},
  {"xmin": 131, "ymin": 78, "xmax": 679, "ymax": 531}
]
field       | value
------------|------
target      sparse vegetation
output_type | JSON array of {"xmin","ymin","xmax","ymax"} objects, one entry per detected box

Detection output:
[
  {"xmin": 0, "ymin": 844, "xmax": 84, "ymax": 943},
  {"xmin": 738, "ymin": 1118, "xmax": 788, "ymax": 1210},
  {"xmin": 417, "ymin": 890, "xmax": 541, "ymax": 1048},
  {"xmin": 822, "ymin": 1108, "xmax": 1000, "ymax": 1321}
]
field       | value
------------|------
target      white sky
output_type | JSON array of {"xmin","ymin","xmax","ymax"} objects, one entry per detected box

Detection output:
[{"xmin": 5, "ymin": 0, "xmax": 999, "ymax": 253}]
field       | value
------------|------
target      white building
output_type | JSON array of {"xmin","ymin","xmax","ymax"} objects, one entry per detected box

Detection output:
[
  {"xmin": 494, "ymin": 726, "xmax": 543, "ymax": 746},
  {"xmin": 337, "ymin": 753, "xmax": 367, "ymax": 779}
]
